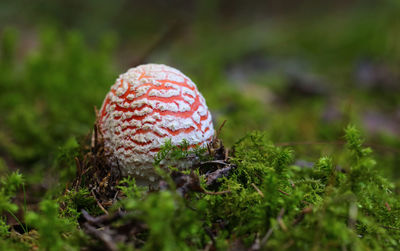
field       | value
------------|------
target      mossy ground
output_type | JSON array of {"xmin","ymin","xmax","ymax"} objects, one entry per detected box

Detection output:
[
  {"xmin": 1, "ymin": 125, "xmax": 400, "ymax": 250},
  {"xmin": 0, "ymin": 1, "xmax": 400, "ymax": 250}
]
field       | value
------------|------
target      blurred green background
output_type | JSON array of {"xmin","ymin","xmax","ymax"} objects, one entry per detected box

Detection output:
[{"xmin": 0, "ymin": 0, "xmax": 399, "ymax": 186}]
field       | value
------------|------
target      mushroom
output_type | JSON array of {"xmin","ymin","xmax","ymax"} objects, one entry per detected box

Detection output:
[{"xmin": 98, "ymin": 64, "xmax": 214, "ymax": 185}]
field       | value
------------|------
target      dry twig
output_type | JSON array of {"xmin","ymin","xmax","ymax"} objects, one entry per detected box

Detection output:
[
  {"xmin": 251, "ymin": 183, "xmax": 264, "ymax": 198},
  {"xmin": 251, "ymin": 208, "xmax": 286, "ymax": 250},
  {"xmin": 91, "ymin": 190, "xmax": 109, "ymax": 215}
]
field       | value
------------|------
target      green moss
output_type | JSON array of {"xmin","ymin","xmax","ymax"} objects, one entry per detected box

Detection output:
[
  {"xmin": 96, "ymin": 127, "xmax": 399, "ymax": 250},
  {"xmin": 1, "ymin": 115, "xmax": 399, "ymax": 250},
  {"xmin": 0, "ymin": 27, "xmax": 116, "ymax": 175},
  {"xmin": 26, "ymin": 200, "xmax": 80, "ymax": 251}
]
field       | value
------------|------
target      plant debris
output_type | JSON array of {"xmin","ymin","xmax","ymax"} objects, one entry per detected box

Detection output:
[
  {"xmin": 81, "ymin": 209, "xmax": 147, "ymax": 251},
  {"xmin": 71, "ymin": 111, "xmax": 123, "ymax": 211},
  {"xmin": 72, "ymin": 118, "xmax": 238, "ymax": 249}
]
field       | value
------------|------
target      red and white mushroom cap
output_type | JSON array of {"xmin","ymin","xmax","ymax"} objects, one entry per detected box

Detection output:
[{"xmin": 99, "ymin": 64, "xmax": 214, "ymax": 182}]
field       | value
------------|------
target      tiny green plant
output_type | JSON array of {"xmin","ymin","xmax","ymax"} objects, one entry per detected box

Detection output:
[{"xmin": 0, "ymin": 170, "xmax": 27, "ymax": 234}]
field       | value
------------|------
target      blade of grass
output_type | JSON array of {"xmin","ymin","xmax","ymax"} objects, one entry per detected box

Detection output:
[
  {"xmin": 23, "ymin": 183, "xmax": 27, "ymax": 232},
  {"xmin": 7, "ymin": 210, "xmax": 27, "ymax": 233}
]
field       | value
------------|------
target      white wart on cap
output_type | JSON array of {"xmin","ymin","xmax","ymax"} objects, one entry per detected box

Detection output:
[{"xmin": 99, "ymin": 64, "xmax": 214, "ymax": 183}]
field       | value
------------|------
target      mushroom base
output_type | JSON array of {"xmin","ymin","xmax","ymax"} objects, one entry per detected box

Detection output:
[{"xmin": 110, "ymin": 156, "xmax": 201, "ymax": 188}]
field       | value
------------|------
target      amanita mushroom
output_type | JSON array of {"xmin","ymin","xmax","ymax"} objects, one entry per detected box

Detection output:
[{"xmin": 98, "ymin": 64, "xmax": 214, "ymax": 184}]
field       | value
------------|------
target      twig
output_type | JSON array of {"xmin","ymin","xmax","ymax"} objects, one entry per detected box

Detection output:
[
  {"xmin": 385, "ymin": 202, "xmax": 391, "ymax": 211},
  {"xmin": 200, "ymin": 160, "xmax": 230, "ymax": 166},
  {"xmin": 257, "ymin": 228, "xmax": 273, "ymax": 250},
  {"xmin": 91, "ymin": 190, "xmax": 109, "ymax": 215},
  {"xmin": 224, "ymin": 148, "xmax": 229, "ymax": 161},
  {"xmin": 203, "ymin": 190, "xmax": 231, "ymax": 195},
  {"xmin": 81, "ymin": 209, "xmax": 99, "ymax": 224},
  {"xmin": 292, "ymin": 206, "xmax": 313, "ymax": 226},
  {"xmin": 203, "ymin": 242, "xmax": 213, "ymax": 251},
  {"xmin": 277, "ymin": 188, "xmax": 310, "ymax": 205},
  {"xmin": 216, "ymin": 120, "xmax": 227, "ymax": 139},
  {"xmin": 278, "ymin": 216, "xmax": 288, "ymax": 232},
  {"xmin": 251, "ymin": 183, "xmax": 264, "ymax": 198},
  {"xmin": 205, "ymin": 165, "xmax": 235, "ymax": 186},
  {"xmin": 204, "ymin": 227, "xmax": 216, "ymax": 245},
  {"xmin": 348, "ymin": 202, "xmax": 358, "ymax": 229},
  {"xmin": 257, "ymin": 208, "xmax": 285, "ymax": 249},
  {"xmin": 81, "ymin": 209, "xmax": 126, "ymax": 226},
  {"xmin": 74, "ymin": 157, "xmax": 82, "ymax": 189},
  {"xmin": 277, "ymin": 189, "xmax": 290, "ymax": 196},
  {"xmin": 84, "ymin": 223, "xmax": 118, "ymax": 251},
  {"xmin": 112, "ymin": 190, "xmax": 119, "ymax": 203}
]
